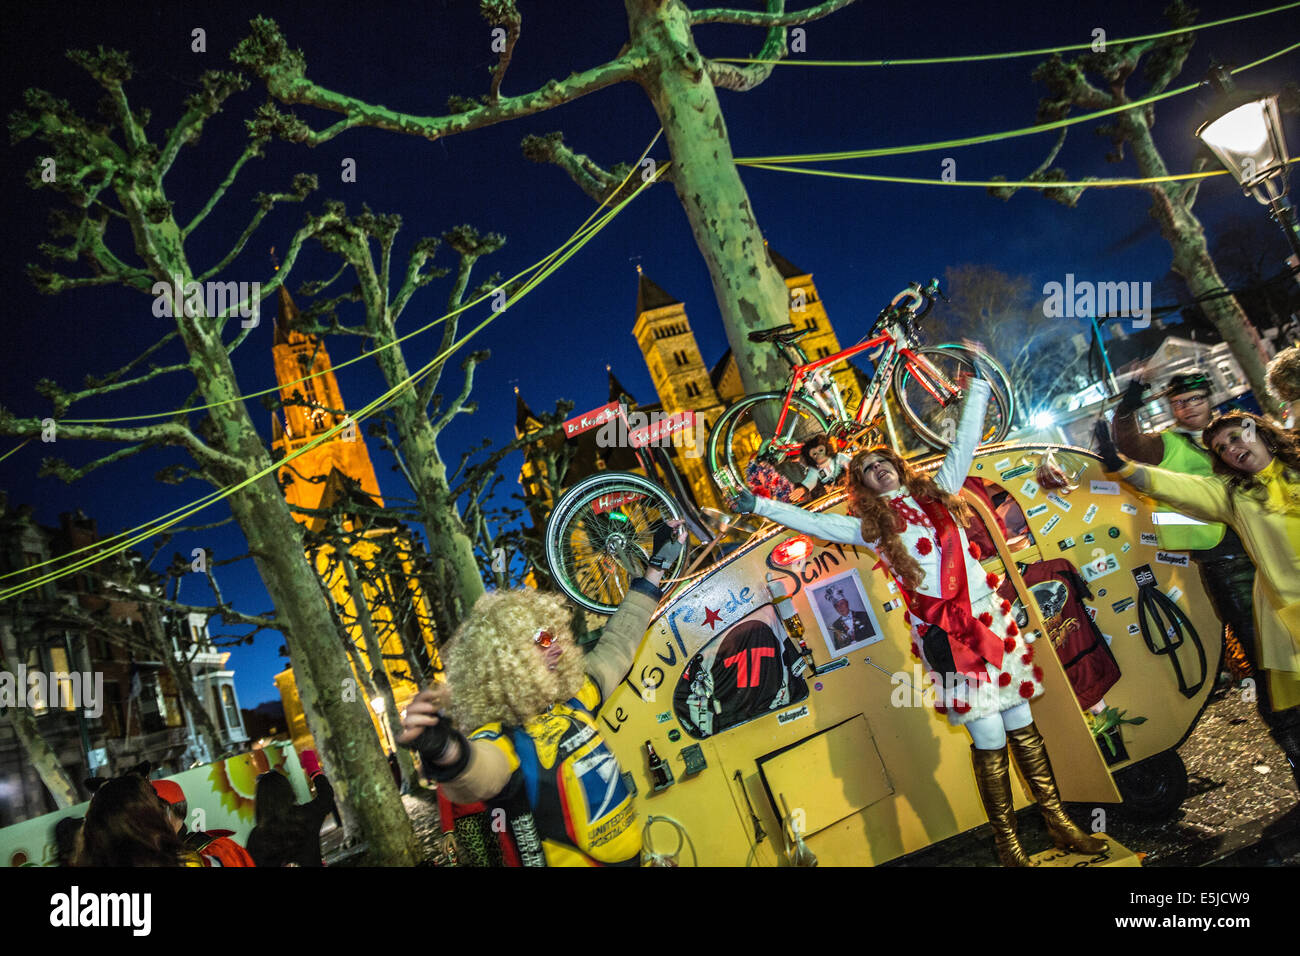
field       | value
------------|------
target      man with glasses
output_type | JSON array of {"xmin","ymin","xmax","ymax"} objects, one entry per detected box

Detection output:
[{"xmin": 1111, "ymin": 369, "xmax": 1256, "ymax": 685}]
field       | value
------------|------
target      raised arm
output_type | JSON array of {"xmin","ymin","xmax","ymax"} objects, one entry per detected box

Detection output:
[
  {"xmin": 751, "ymin": 495, "xmax": 871, "ymax": 547},
  {"xmin": 1112, "ymin": 380, "xmax": 1165, "ymax": 465},
  {"xmin": 934, "ymin": 378, "xmax": 991, "ymax": 495},
  {"xmin": 1115, "ymin": 461, "xmax": 1235, "ymax": 526},
  {"xmin": 582, "ymin": 578, "xmax": 662, "ymax": 702}
]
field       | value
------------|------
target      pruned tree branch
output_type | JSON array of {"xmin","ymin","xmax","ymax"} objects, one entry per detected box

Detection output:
[
  {"xmin": 231, "ymin": 16, "xmax": 641, "ymax": 147},
  {"xmin": 704, "ymin": 0, "xmax": 789, "ymax": 92},
  {"xmin": 691, "ymin": 0, "xmax": 858, "ymax": 26}
]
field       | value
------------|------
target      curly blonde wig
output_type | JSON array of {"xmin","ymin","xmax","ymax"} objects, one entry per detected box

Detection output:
[
  {"xmin": 845, "ymin": 445, "xmax": 972, "ymax": 592},
  {"xmin": 1267, "ymin": 345, "xmax": 1300, "ymax": 403},
  {"xmin": 445, "ymin": 589, "xmax": 587, "ymax": 731}
]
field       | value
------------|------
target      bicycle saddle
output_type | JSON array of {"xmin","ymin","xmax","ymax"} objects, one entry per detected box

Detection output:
[{"xmin": 747, "ymin": 324, "xmax": 810, "ymax": 344}]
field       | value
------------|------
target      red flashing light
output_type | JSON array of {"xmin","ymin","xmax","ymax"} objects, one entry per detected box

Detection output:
[{"xmin": 772, "ymin": 535, "xmax": 813, "ymax": 566}]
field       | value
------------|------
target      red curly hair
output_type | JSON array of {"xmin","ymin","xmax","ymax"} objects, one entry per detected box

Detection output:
[{"xmin": 845, "ymin": 445, "xmax": 971, "ymax": 591}]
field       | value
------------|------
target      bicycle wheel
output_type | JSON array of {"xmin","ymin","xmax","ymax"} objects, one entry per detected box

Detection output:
[
  {"xmin": 706, "ymin": 392, "xmax": 830, "ymax": 498},
  {"xmin": 544, "ymin": 471, "xmax": 687, "ymax": 616},
  {"xmin": 893, "ymin": 345, "xmax": 1014, "ymax": 449}
]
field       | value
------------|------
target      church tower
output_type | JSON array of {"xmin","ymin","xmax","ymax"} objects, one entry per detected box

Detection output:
[
  {"xmin": 766, "ymin": 245, "xmax": 860, "ymax": 411},
  {"xmin": 631, "ymin": 268, "xmax": 726, "ymax": 509},
  {"xmin": 268, "ymin": 285, "xmax": 441, "ymax": 757},
  {"xmin": 270, "ymin": 286, "xmax": 385, "ymax": 530}
]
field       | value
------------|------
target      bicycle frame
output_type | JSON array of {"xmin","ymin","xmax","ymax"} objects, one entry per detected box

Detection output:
[{"xmin": 766, "ymin": 322, "xmax": 965, "ymax": 461}]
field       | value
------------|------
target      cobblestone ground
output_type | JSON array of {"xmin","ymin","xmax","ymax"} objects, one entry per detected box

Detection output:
[
  {"xmin": 323, "ymin": 680, "xmax": 1300, "ymax": 867},
  {"xmin": 895, "ymin": 680, "xmax": 1300, "ymax": 867}
]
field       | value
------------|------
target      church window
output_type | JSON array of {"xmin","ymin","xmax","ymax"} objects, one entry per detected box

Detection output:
[{"xmin": 685, "ymin": 382, "xmax": 701, "ymax": 398}]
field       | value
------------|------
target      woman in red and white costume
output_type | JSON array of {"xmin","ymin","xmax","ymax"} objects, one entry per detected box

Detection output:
[{"xmin": 729, "ymin": 355, "xmax": 1106, "ymax": 865}]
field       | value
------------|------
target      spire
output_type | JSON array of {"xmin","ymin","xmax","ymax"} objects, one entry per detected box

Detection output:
[
  {"xmin": 765, "ymin": 243, "xmax": 808, "ymax": 280},
  {"xmin": 515, "ymin": 386, "xmax": 537, "ymax": 432},
  {"xmin": 635, "ymin": 265, "xmax": 682, "ymax": 314},
  {"xmin": 607, "ymin": 365, "xmax": 636, "ymax": 406},
  {"xmin": 273, "ymin": 284, "xmax": 299, "ymax": 346}
]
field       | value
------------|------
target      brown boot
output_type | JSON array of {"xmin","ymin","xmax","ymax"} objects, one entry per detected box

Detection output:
[
  {"xmin": 1007, "ymin": 722, "xmax": 1108, "ymax": 855},
  {"xmin": 970, "ymin": 745, "xmax": 1031, "ymax": 866}
]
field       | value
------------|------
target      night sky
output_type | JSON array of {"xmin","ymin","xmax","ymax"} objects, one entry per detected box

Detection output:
[{"xmin": 2, "ymin": 0, "xmax": 1295, "ymax": 708}]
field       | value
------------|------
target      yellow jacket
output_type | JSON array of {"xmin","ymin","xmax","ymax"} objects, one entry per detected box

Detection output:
[{"xmin": 1118, "ymin": 458, "xmax": 1300, "ymax": 710}]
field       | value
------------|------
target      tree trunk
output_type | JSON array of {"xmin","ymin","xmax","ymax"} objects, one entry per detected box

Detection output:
[
  {"xmin": 336, "ymin": 540, "xmax": 418, "ymax": 787},
  {"xmin": 0, "ymin": 641, "xmax": 80, "ymax": 809},
  {"xmin": 119, "ymin": 186, "xmax": 419, "ymax": 863},
  {"xmin": 1126, "ymin": 117, "xmax": 1275, "ymax": 404},
  {"xmin": 370, "ymin": 322, "xmax": 485, "ymax": 638},
  {"xmin": 627, "ymin": 0, "xmax": 793, "ymax": 396}
]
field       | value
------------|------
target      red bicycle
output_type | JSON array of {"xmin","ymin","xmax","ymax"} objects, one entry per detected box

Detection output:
[{"xmin": 706, "ymin": 279, "xmax": 1015, "ymax": 497}]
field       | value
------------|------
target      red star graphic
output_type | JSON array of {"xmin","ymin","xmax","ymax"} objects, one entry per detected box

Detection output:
[{"xmin": 703, "ymin": 606, "xmax": 723, "ymax": 630}]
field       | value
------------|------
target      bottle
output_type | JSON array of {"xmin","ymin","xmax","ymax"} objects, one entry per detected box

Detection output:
[
  {"xmin": 646, "ymin": 740, "xmax": 673, "ymax": 792},
  {"xmin": 767, "ymin": 574, "xmax": 814, "ymax": 674}
]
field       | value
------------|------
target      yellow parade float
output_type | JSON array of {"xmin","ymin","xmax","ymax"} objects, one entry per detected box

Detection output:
[{"xmin": 600, "ymin": 444, "xmax": 1218, "ymax": 866}]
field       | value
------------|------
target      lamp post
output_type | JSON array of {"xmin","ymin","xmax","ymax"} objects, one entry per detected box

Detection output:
[{"xmin": 1195, "ymin": 66, "xmax": 1300, "ymax": 259}]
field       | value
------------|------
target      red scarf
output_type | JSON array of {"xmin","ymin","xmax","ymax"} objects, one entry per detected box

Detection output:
[{"xmin": 889, "ymin": 494, "xmax": 1004, "ymax": 683}]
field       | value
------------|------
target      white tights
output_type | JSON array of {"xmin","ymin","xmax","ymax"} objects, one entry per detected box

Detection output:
[{"xmin": 967, "ymin": 701, "xmax": 1034, "ymax": 750}]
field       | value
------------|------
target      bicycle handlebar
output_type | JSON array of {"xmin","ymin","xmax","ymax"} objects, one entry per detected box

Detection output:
[{"xmin": 872, "ymin": 278, "xmax": 944, "ymax": 333}]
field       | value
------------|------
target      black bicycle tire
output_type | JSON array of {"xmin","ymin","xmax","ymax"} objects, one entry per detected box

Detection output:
[
  {"xmin": 706, "ymin": 392, "xmax": 830, "ymax": 498},
  {"xmin": 893, "ymin": 346, "xmax": 1013, "ymax": 449},
  {"xmin": 544, "ymin": 471, "xmax": 686, "ymax": 615}
]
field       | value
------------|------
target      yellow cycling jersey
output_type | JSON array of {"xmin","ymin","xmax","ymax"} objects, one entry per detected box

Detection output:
[{"xmin": 470, "ymin": 677, "xmax": 641, "ymax": 866}]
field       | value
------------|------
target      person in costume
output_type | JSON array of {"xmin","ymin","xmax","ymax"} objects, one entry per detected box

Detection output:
[
  {"xmin": 75, "ymin": 774, "xmax": 203, "ymax": 867},
  {"xmin": 1095, "ymin": 412, "xmax": 1300, "ymax": 795},
  {"xmin": 399, "ymin": 524, "xmax": 687, "ymax": 867},
  {"xmin": 790, "ymin": 434, "xmax": 852, "ymax": 502},
  {"xmin": 729, "ymin": 354, "xmax": 1105, "ymax": 866},
  {"xmin": 827, "ymin": 588, "xmax": 875, "ymax": 649},
  {"xmin": 1268, "ymin": 345, "xmax": 1300, "ymax": 429},
  {"xmin": 1112, "ymin": 369, "xmax": 1258, "ymax": 687},
  {"xmin": 246, "ymin": 760, "xmax": 336, "ymax": 868},
  {"xmin": 152, "ymin": 778, "xmax": 255, "ymax": 867}
]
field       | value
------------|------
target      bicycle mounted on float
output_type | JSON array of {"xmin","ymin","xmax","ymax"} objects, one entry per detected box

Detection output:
[
  {"xmin": 544, "ymin": 399, "xmax": 757, "ymax": 615},
  {"xmin": 706, "ymin": 279, "xmax": 1015, "ymax": 498},
  {"xmin": 544, "ymin": 280, "xmax": 1015, "ymax": 616}
]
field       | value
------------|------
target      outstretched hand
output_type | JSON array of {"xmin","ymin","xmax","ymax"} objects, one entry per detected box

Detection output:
[
  {"xmin": 1092, "ymin": 419, "xmax": 1126, "ymax": 473},
  {"xmin": 649, "ymin": 519, "xmax": 688, "ymax": 571},
  {"xmin": 728, "ymin": 487, "xmax": 757, "ymax": 514}
]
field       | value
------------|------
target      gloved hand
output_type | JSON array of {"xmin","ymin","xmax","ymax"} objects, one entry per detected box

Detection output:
[
  {"xmin": 729, "ymin": 487, "xmax": 757, "ymax": 514},
  {"xmin": 298, "ymin": 749, "xmax": 322, "ymax": 778},
  {"xmin": 1117, "ymin": 378, "xmax": 1148, "ymax": 415},
  {"xmin": 1093, "ymin": 419, "xmax": 1126, "ymax": 473},
  {"xmin": 648, "ymin": 520, "xmax": 688, "ymax": 571}
]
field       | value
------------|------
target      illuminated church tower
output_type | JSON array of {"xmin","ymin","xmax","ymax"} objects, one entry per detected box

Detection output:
[
  {"xmin": 268, "ymin": 286, "xmax": 441, "ymax": 752},
  {"xmin": 630, "ymin": 268, "xmax": 728, "ymax": 510}
]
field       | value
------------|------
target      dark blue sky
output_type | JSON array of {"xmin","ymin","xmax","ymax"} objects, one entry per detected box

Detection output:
[{"xmin": 3, "ymin": 0, "xmax": 1296, "ymax": 707}]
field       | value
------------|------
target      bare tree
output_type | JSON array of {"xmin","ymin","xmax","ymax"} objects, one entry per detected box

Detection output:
[
  {"xmin": 5, "ymin": 48, "xmax": 418, "ymax": 862},
  {"xmin": 990, "ymin": 0, "xmax": 1275, "ymax": 407},
  {"xmin": 231, "ymin": 0, "xmax": 866, "ymax": 399}
]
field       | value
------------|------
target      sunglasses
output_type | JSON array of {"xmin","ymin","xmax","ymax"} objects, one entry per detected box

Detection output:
[
  {"xmin": 533, "ymin": 628, "xmax": 556, "ymax": 649},
  {"xmin": 1171, "ymin": 395, "xmax": 1208, "ymax": 409}
]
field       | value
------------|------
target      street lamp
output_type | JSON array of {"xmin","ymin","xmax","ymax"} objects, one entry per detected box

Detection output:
[{"xmin": 1195, "ymin": 66, "xmax": 1300, "ymax": 258}]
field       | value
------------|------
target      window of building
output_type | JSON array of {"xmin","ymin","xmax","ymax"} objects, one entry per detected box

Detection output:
[
  {"xmin": 47, "ymin": 647, "xmax": 76, "ymax": 712},
  {"xmin": 25, "ymin": 646, "xmax": 46, "ymax": 715},
  {"xmin": 684, "ymin": 382, "xmax": 701, "ymax": 398},
  {"xmin": 221, "ymin": 685, "xmax": 241, "ymax": 734},
  {"xmin": 816, "ymin": 347, "xmax": 832, "ymax": 359}
]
